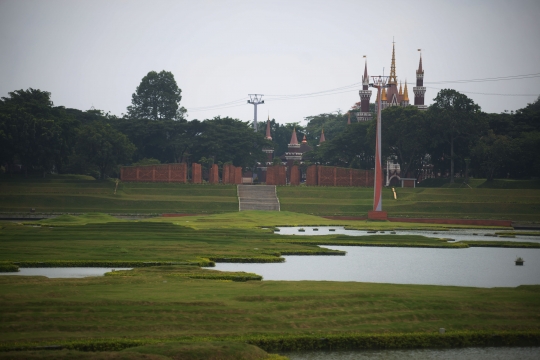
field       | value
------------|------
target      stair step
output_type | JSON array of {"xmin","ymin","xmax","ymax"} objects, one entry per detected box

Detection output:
[{"xmin": 237, "ymin": 185, "xmax": 280, "ymax": 212}]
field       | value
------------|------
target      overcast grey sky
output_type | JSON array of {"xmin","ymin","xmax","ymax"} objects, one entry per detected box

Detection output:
[{"xmin": 1, "ymin": 0, "xmax": 539, "ymax": 124}]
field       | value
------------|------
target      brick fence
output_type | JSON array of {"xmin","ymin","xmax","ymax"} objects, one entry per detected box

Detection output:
[
  {"xmin": 120, "ymin": 163, "xmax": 187, "ymax": 183},
  {"xmin": 222, "ymin": 164, "xmax": 242, "ymax": 185},
  {"xmin": 120, "ymin": 163, "xmax": 243, "ymax": 184},
  {"xmin": 266, "ymin": 165, "xmax": 287, "ymax": 185},
  {"xmin": 306, "ymin": 165, "xmax": 374, "ymax": 187}
]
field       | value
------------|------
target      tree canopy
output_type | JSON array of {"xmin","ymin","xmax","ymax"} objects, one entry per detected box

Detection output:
[{"xmin": 126, "ymin": 70, "xmax": 185, "ymax": 121}]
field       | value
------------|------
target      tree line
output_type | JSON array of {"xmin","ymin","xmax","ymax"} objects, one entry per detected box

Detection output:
[
  {"xmin": 308, "ymin": 90, "xmax": 540, "ymax": 182},
  {"xmin": 1, "ymin": 69, "xmax": 538, "ymax": 181}
]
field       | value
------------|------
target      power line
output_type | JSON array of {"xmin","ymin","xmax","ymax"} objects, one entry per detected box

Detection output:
[{"xmin": 186, "ymin": 72, "xmax": 540, "ymax": 112}]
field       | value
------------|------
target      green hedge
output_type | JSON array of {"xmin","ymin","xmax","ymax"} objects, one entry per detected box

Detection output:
[
  {"xmin": 0, "ymin": 262, "xmax": 19, "ymax": 272},
  {"xmin": 2, "ymin": 331, "xmax": 538, "ymax": 353},
  {"xmin": 276, "ymin": 240, "xmax": 468, "ymax": 249},
  {"xmin": 464, "ymin": 241, "xmax": 540, "ymax": 248},
  {"xmin": 278, "ymin": 250, "xmax": 346, "ymax": 256},
  {"xmin": 246, "ymin": 331, "xmax": 540, "ymax": 352},
  {"xmin": 182, "ymin": 274, "xmax": 262, "ymax": 282},
  {"xmin": 207, "ymin": 256, "xmax": 285, "ymax": 263}
]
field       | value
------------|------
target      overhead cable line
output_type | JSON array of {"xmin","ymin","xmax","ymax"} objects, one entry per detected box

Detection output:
[{"xmin": 186, "ymin": 72, "xmax": 540, "ymax": 112}]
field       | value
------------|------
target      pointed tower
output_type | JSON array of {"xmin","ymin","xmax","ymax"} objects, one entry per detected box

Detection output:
[
  {"xmin": 413, "ymin": 52, "xmax": 427, "ymax": 110},
  {"xmin": 302, "ymin": 134, "xmax": 307, "ymax": 144},
  {"xmin": 385, "ymin": 40, "xmax": 401, "ymax": 107},
  {"xmin": 319, "ymin": 128, "xmax": 326, "ymax": 144},
  {"xmin": 263, "ymin": 117, "xmax": 274, "ymax": 165},
  {"xmin": 357, "ymin": 58, "xmax": 373, "ymax": 122},
  {"xmin": 285, "ymin": 128, "xmax": 301, "ymax": 164},
  {"xmin": 401, "ymin": 81, "xmax": 410, "ymax": 106},
  {"xmin": 265, "ymin": 116, "xmax": 272, "ymax": 140}
]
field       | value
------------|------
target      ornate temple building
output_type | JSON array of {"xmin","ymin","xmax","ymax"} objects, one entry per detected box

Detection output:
[{"xmin": 356, "ymin": 43, "xmax": 426, "ymax": 121}]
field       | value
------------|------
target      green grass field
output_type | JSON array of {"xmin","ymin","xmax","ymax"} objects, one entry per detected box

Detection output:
[
  {"xmin": 1, "ymin": 175, "xmax": 540, "ymax": 221},
  {"xmin": 1, "ymin": 177, "xmax": 540, "ymax": 357}
]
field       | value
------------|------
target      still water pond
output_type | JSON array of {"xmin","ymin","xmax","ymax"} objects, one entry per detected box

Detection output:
[
  {"xmin": 0, "ymin": 268, "xmax": 132, "ymax": 278},
  {"xmin": 276, "ymin": 227, "xmax": 540, "ymax": 243},
  {"xmin": 286, "ymin": 347, "xmax": 540, "ymax": 360},
  {"xmin": 214, "ymin": 247, "xmax": 540, "ymax": 287}
]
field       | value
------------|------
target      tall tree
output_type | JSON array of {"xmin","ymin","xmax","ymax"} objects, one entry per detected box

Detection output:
[
  {"xmin": 126, "ymin": 70, "xmax": 185, "ymax": 121},
  {"xmin": 428, "ymin": 89, "xmax": 485, "ymax": 183},
  {"xmin": 0, "ymin": 89, "xmax": 75, "ymax": 176}
]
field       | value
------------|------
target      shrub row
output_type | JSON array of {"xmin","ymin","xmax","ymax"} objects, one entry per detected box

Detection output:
[
  {"xmin": 245, "ymin": 331, "xmax": 540, "ymax": 352},
  {"xmin": 180, "ymin": 273, "xmax": 262, "ymax": 282},
  {"xmin": 208, "ymin": 256, "xmax": 285, "ymax": 263},
  {"xmin": 10, "ymin": 260, "xmax": 215, "ymax": 268},
  {"xmin": 464, "ymin": 241, "xmax": 540, "ymax": 248},
  {"xmin": 275, "ymin": 240, "xmax": 468, "ymax": 249},
  {"xmin": 0, "ymin": 262, "xmax": 19, "ymax": 272},
  {"xmin": 278, "ymin": 250, "xmax": 346, "ymax": 256},
  {"xmin": 2, "ymin": 331, "xmax": 539, "ymax": 353},
  {"xmin": 0, "ymin": 339, "xmax": 149, "ymax": 352}
]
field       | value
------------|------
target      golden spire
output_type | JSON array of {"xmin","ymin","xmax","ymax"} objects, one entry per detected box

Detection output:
[
  {"xmin": 399, "ymin": 81, "xmax": 403, "ymax": 96},
  {"xmin": 403, "ymin": 81, "xmax": 409, "ymax": 102},
  {"xmin": 389, "ymin": 40, "xmax": 397, "ymax": 85},
  {"xmin": 381, "ymin": 87, "xmax": 387, "ymax": 101}
]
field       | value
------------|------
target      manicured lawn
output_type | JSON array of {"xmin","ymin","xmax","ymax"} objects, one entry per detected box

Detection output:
[
  {"xmin": 0, "ymin": 272, "xmax": 539, "ymax": 344},
  {"xmin": 1, "ymin": 175, "xmax": 540, "ymax": 220},
  {"xmin": 277, "ymin": 186, "xmax": 540, "ymax": 220}
]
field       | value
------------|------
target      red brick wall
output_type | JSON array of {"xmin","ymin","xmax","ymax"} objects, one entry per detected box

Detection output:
[
  {"xmin": 234, "ymin": 167, "xmax": 243, "ymax": 185},
  {"xmin": 335, "ymin": 167, "xmax": 350, "ymax": 186},
  {"xmin": 318, "ymin": 166, "xmax": 335, "ymax": 186},
  {"xmin": 192, "ymin": 163, "xmax": 202, "ymax": 184},
  {"xmin": 305, "ymin": 165, "xmax": 374, "ymax": 187},
  {"xmin": 209, "ymin": 164, "xmax": 219, "ymax": 184},
  {"xmin": 351, "ymin": 169, "xmax": 373, "ymax": 187},
  {"xmin": 290, "ymin": 165, "xmax": 300, "ymax": 185},
  {"xmin": 120, "ymin": 163, "xmax": 187, "ymax": 183},
  {"xmin": 222, "ymin": 164, "xmax": 231, "ymax": 184},
  {"xmin": 306, "ymin": 165, "xmax": 318, "ymax": 186},
  {"xmin": 266, "ymin": 166, "xmax": 286, "ymax": 185}
]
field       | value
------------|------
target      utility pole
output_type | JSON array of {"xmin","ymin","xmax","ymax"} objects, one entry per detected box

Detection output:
[
  {"xmin": 247, "ymin": 94, "xmax": 264, "ymax": 132},
  {"xmin": 368, "ymin": 75, "xmax": 392, "ymax": 220}
]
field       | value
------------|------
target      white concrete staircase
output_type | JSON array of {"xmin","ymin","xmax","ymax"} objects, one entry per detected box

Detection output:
[{"xmin": 237, "ymin": 185, "xmax": 280, "ymax": 211}]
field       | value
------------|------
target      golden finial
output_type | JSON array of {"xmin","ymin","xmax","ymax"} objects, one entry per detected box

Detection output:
[
  {"xmin": 399, "ymin": 81, "xmax": 403, "ymax": 96},
  {"xmin": 381, "ymin": 87, "xmax": 387, "ymax": 101},
  {"xmin": 403, "ymin": 81, "xmax": 409, "ymax": 102}
]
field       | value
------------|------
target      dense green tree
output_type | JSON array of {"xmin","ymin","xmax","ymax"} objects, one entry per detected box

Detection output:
[
  {"xmin": 126, "ymin": 70, "xmax": 185, "ymax": 121},
  {"xmin": 0, "ymin": 89, "xmax": 76, "ymax": 176},
  {"xmin": 75, "ymin": 122, "xmax": 135, "ymax": 179},
  {"xmin": 307, "ymin": 122, "xmax": 373, "ymax": 169},
  {"xmin": 257, "ymin": 119, "xmax": 305, "ymax": 157},
  {"xmin": 470, "ymin": 130, "xmax": 511, "ymax": 181},
  {"xmin": 304, "ymin": 112, "xmax": 348, "ymax": 145},
  {"xmin": 428, "ymin": 89, "xmax": 485, "ymax": 183},
  {"xmin": 194, "ymin": 117, "xmax": 267, "ymax": 169},
  {"xmin": 378, "ymin": 106, "xmax": 429, "ymax": 177}
]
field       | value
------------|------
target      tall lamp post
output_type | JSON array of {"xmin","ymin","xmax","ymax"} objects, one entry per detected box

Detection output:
[{"xmin": 368, "ymin": 76, "xmax": 392, "ymax": 220}]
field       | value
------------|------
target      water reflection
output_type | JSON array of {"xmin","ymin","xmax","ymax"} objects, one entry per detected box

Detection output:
[
  {"xmin": 276, "ymin": 227, "xmax": 540, "ymax": 243},
  {"xmin": 0, "ymin": 268, "xmax": 132, "ymax": 278},
  {"xmin": 213, "ymin": 247, "xmax": 540, "ymax": 287},
  {"xmin": 287, "ymin": 347, "xmax": 540, "ymax": 360}
]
